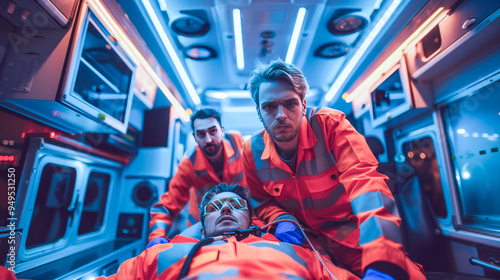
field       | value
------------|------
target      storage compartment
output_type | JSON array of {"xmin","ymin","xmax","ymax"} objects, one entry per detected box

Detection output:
[
  {"xmin": 10, "ymin": 136, "xmax": 123, "ymax": 275},
  {"xmin": 61, "ymin": 6, "xmax": 136, "ymax": 133},
  {"xmin": 0, "ymin": 0, "xmax": 78, "ymax": 28},
  {"xmin": 0, "ymin": 0, "xmax": 158, "ymax": 134},
  {"xmin": 406, "ymin": 0, "xmax": 500, "ymax": 80}
]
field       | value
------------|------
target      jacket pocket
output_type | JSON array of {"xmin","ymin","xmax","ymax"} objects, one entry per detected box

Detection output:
[
  {"xmin": 304, "ymin": 168, "xmax": 339, "ymax": 194},
  {"xmin": 345, "ymin": 134, "xmax": 378, "ymax": 164},
  {"xmin": 263, "ymin": 183, "xmax": 284, "ymax": 196}
]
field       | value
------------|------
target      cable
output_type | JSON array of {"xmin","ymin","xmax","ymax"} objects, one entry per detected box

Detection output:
[
  {"xmin": 322, "ymin": 255, "xmax": 336, "ymax": 266},
  {"xmin": 177, "ymin": 236, "xmax": 224, "ymax": 280},
  {"xmin": 177, "ymin": 227, "xmax": 261, "ymax": 279},
  {"xmin": 260, "ymin": 219, "xmax": 338, "ymax": 280}
]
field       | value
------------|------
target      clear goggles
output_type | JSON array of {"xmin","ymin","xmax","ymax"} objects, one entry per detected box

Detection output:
[{"xmin": 204, "ymin": 197, "xmax": 248, "ymax": 216}]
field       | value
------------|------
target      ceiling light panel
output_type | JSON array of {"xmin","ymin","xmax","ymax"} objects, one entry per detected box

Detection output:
[
  {"xmin": 233, "ymin": 8, "xmax": 245, "ymax": 70},
  {"xmin": 285, "ymin": 7, "xmax": 307, "ymax": 64},
  {"xmin": 215, "ymin": 2, "xmax": 323, "ymax": 73}
]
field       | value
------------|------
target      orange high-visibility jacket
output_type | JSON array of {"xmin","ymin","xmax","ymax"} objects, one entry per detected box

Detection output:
[
  {"xmin": 99, "ymin": 234, "xmax": 360, "ymax": 280},
  {"xmin": 242, "ymin": 107, "xmax": 423, "ymax": 277},
  {"xmin": 0, "ymin": 267, "xmax": 18, "ymax": 280},
  {"xmin": 149, "ymin": 131, "xmax": 246, "ymax": 241}
]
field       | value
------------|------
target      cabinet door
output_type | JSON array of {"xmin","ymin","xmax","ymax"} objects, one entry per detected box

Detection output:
[
  {"xmin": 26, "ymin": 163, "xmax": 77, "ymax": 249},
  {"xmin": 78, "ymin": 171, "xmax": 110, "ymax": 235}
]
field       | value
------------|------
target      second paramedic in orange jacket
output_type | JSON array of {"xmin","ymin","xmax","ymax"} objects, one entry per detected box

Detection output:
[
  {"xmin": 148, "ymin": 108, "xmax": 246, "ymax": 247},
  {"xmin": 242, "ymin": 60, "xmax": 425, "ymax": 280},
  {"xmin": 99, "ymin": 183, "xmax": 359, "ymax": 280}
]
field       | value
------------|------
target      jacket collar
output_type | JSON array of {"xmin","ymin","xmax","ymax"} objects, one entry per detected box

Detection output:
[
  {"xmin": 261, "ymin": 115, "xmax": 317, "ymax": 161},
  {"xmin": 193, "ymin": 137, "xmax": 233, "ymax": 171}
]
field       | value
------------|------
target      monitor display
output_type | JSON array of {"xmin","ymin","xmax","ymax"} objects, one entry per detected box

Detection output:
[{"xmin": 369, "ymin": 58, "xmax": 413, "ymax": 127}]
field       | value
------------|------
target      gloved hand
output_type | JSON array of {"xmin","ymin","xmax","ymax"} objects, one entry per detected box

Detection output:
[
  {"xmin": 275, "ymin": 221, "xmax": 303, "ymax": 245},
  {"xmin": 146, "ymin": 237, "xmax": 169, "ymax": 249},
  {"xmin": 362, "ymin": 268, "xmax": 395, "ymax": 280}
]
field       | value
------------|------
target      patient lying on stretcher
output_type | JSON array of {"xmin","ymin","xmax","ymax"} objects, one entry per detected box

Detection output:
[{"xmin": 97, "ymin": 183, "xmax": 359, "ymax": 280}]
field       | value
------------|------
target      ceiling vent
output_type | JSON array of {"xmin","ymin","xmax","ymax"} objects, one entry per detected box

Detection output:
[
  {"xmin": 314, "ymin": 42, "xmax": 349, "ymax": 58},
  {"xmin": 171, "ymin": 10, "xmax": 210, "ymax": 37},
  {"xmin": 328, "ymin": 9, "xmax": 367, "ymax": 35},
  {"xmin": 184, "ymin": 45, "xmax": 217, "ymax": 60}
]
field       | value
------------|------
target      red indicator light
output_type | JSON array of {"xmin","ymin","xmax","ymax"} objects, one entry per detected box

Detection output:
[{"xmin": 7, "ymin": 2, "xmax": 16, "ymax": 14}]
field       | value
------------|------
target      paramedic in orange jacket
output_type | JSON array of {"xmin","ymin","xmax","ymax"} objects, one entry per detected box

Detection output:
[
  {"xmin": 99, "ymin": 183, "xmax": 359, "ymax": 280},
  {"xmin": 148, "ymin": 108, "xmax": 246, "ymax": 247},
  {"xmin": 242, "ymin": 60, "xmax": 426, "ymax": 280}
]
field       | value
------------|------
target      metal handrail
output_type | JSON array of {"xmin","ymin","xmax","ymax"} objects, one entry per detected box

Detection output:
[{"xmin": 470, "ymin": 257, "xmax": 500, "ymax": 272}]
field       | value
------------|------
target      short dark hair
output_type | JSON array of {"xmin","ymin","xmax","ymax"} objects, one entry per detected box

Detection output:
[
  {"xmin": 190, "ymin": 108, "xmax": 222, "ymax": 131},
  {"xmin": 248, "ymin": 59, "xmax": 309, "ymax": 107},
  {"xmin": 199, "ymin": 183, "xmax": 253, "ymax": 226}
]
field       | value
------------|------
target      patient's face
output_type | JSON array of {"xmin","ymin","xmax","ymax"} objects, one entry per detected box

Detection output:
[{"xmin": 202, "ymin": 192, "xmax": 251, "ymax": 238}]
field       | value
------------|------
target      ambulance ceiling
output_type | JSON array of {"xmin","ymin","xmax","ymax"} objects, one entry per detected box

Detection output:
[{"xmin": 121, "ymin": 0, "xmax": 432, "ymax": 134}]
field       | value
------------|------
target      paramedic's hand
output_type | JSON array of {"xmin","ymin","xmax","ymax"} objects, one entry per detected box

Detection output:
[
  {"xmin": 362, "ymin": 268, "xmax": 395, "ymax": 280},
  {"xmin": 275, "ymin": 221, "xmax": 303, "ymax": 245},
  {"xmin": 146, "ymin": 237, "xmax": 169, "ymax": 249}
]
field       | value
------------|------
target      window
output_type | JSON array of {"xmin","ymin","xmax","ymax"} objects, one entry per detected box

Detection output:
[
  {"xmin": 26, "ymin": 164, "xmax": 76, "ymax": 248},
  {"xmin": 443, "ymin": 80, "xmax": 500, "ymax": 230},
  {"xmin": 402, "ymin": 137, "xmax": 447, "ymax": 218},
  {"xmin": 78, "ymin": 172, "xmax": 110, "ymax": 235}
]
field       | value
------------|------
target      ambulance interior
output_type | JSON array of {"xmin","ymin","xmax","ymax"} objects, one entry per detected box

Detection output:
[{"xmin": 0, "ymin": 0, "xmax": 500, "ymax": 279}]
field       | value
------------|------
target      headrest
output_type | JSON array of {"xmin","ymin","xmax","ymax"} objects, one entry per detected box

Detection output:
[{"xmin": 178, "ymin": 222, "xmax": 203, "ymax": 240}]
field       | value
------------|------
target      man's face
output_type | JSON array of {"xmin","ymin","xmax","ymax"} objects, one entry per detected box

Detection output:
[
  {"xmin": 202, "ymin": 192, "xmax": 251, "ymax": 238},
  {"xmin": 257, "ymin": 81, "xmax": 306, "ymax": 143},
  {"xmin": 193, "ymin": 117, "xmax": 225, "ymax": 158}
]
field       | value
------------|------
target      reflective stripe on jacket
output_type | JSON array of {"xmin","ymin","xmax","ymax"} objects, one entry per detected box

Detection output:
[
  {"xmin": 149, "ymin": 131, "xmax": 246, "ymax": 241},
  {"xmin": 242, "ymin": 107, "xmax": 410, "ymax": 275},
  {"xmin": 98, "ymin": 234, "xmax": 360, "ymax": 280}
]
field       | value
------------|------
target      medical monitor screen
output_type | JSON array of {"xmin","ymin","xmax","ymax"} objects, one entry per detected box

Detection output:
[
  {"xmin": 369, "ymin": 59, "xmax": 413, "ymax": 127},
  {"xmin": 371, "ymin": 67, "xmax": 407, "ymax": 119}
]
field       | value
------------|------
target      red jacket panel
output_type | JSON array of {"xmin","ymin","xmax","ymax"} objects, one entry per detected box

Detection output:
[{"xmin": 98, "ymin": 234, "xmax": 359, "ymax": 280}]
